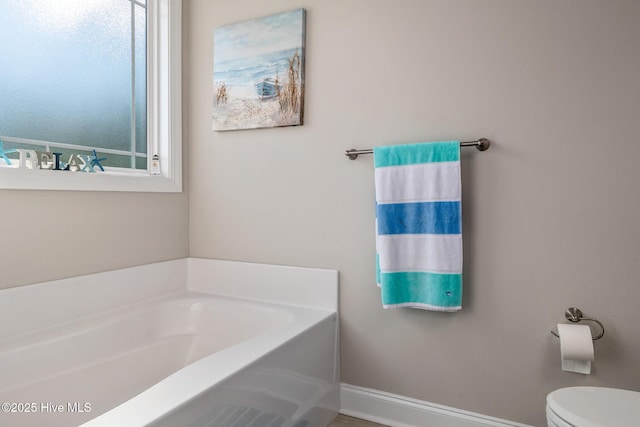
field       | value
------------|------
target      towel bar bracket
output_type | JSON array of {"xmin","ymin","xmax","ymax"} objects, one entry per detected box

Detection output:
[{"xmin": 475, "ymin": 138, "xmax": 491, "ymax": 151}]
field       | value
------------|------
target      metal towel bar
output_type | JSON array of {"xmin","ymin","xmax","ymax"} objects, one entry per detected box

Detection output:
[{"xmin": 345, "ymin": 138, "xmax": 490, "ymax": 160}]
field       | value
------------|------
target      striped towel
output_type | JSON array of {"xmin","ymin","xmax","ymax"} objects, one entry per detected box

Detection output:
[{"xmin": 374, "ymin": 141, "xmax": 462, "ymax": 311}]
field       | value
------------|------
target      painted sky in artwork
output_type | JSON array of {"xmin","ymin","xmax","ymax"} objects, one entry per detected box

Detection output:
[{"xmin": 214, "ymin": 9, "xmax": 304, "ymax": 64}]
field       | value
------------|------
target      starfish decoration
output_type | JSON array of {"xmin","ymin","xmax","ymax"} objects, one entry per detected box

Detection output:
[
  {"xmin": 90, "ymin": 149, "xmax": 107, "ymax": 172},
  {"xmin": 0, "ymin": 138, "xmax": 17, "ymax": 165}
]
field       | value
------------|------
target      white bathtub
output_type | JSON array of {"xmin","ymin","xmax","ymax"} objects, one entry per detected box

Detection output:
[{"xmin": 0, "ymin": 258, "xmax": 340, "ymax": 427}]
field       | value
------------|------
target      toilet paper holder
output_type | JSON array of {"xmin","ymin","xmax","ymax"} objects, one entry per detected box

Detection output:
[{"xmin": 550, "ymin": 307, "xmax": 605, "ymax": 341}]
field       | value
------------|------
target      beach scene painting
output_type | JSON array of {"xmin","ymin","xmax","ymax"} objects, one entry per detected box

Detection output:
[{"xmin": 213, "ymin": 9, "xmax": 306, "ymax": 131}]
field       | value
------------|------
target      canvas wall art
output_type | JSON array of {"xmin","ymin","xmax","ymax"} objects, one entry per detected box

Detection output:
[{"xmin": 213, "ymin": 9, "xmax": 306, "ymax": 131}]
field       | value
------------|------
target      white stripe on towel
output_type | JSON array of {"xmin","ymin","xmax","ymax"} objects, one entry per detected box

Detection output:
[
  {"xmin": 383, "ymin": 302, "xmax": 462, "ymax": 311},
  {"xmin": 377, "ymin": 234, "xmax": 462, "ymax": 274},
  {"xmin": 375, "ymin": 161, "xmax": 461, "ymax": 204}
]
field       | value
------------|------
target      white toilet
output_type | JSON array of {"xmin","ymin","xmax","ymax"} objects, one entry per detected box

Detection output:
[{"xmin": 546, "ymin": 386, "xmax": 640, "ymax": 427}]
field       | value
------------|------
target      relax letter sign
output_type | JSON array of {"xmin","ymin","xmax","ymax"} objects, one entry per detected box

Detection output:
[{"xmin": 13, "ymin": 149, "xmax": 105, "ymax": 172}]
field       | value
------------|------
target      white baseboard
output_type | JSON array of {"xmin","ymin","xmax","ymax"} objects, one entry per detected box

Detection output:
[{"xmin": 340, "ymin": 384, "xmax": 533, "ymax": 427}]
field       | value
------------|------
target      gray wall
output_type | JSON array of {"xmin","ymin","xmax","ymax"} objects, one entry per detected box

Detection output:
[
  {"xmin": 187, "ymin": 1, "xmax": 640, "ymax": 425},
  {"xmin": 1, "ymin": 190, "xmax": 188, "ymax": 288}
]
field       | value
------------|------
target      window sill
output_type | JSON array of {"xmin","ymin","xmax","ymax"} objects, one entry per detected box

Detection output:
[{"xmin": 0, "ymin": 167, "xmax": 182, "ymax": 193}]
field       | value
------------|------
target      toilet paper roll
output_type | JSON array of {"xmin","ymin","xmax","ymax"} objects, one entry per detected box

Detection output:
[{"xmin": 558, "ymin": 323, "xmax": 594, "ymax": 375}]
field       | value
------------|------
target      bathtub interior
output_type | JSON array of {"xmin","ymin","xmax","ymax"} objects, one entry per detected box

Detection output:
[
  {"xmin": 0, "ymin": 258, "xmax": 339, "ymax": 427},
  {"xmin": 1, "ymin": 292, "xmax": 298, "ymax": 424}
]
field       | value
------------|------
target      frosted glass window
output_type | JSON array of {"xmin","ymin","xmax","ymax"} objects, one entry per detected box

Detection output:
[{"xmin": 0, "ymin": 0, "xmax": 147, "ymax": 170}]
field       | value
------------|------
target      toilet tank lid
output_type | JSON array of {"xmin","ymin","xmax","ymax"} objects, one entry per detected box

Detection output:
[{"xmin": 547, "ymin": 387, "xmax": 640, "ymax": 427}]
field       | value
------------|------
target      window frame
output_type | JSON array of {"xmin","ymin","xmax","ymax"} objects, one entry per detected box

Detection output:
[{"xmin": 0, "ymin": 0, "xmax": 182, "ymax": 193}]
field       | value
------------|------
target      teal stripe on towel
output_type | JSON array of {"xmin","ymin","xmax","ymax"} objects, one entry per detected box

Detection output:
[
  {"xmin": 373, "ymin": 141, "xmax": 460, "ymax": 168},
  {"xmin": 380, "ymin": 272, "xmax": 462, "ymax": 309}
]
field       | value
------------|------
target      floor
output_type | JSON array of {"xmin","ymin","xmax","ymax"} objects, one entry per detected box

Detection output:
[{"xmin": 327, "ymin": 414, "xmax": 388, "ymax": 427}]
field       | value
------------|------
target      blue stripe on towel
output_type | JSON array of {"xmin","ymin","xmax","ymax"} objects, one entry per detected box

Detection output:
[
  {"xmin": 374, "ymin": 141, "xmax": 460, "ymax": 168},
  {"xmin": 377, "ymin": 201, "xmax": 461, "ymax": 235},
  {"xmin": 380, "ymin": 271, "xmax": 462, "ymax": 309}
]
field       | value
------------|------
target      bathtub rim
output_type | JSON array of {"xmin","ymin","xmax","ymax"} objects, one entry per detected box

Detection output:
[{"xmin": 0, "ymin": 257, "xmax": 339, "ymax": 339}]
